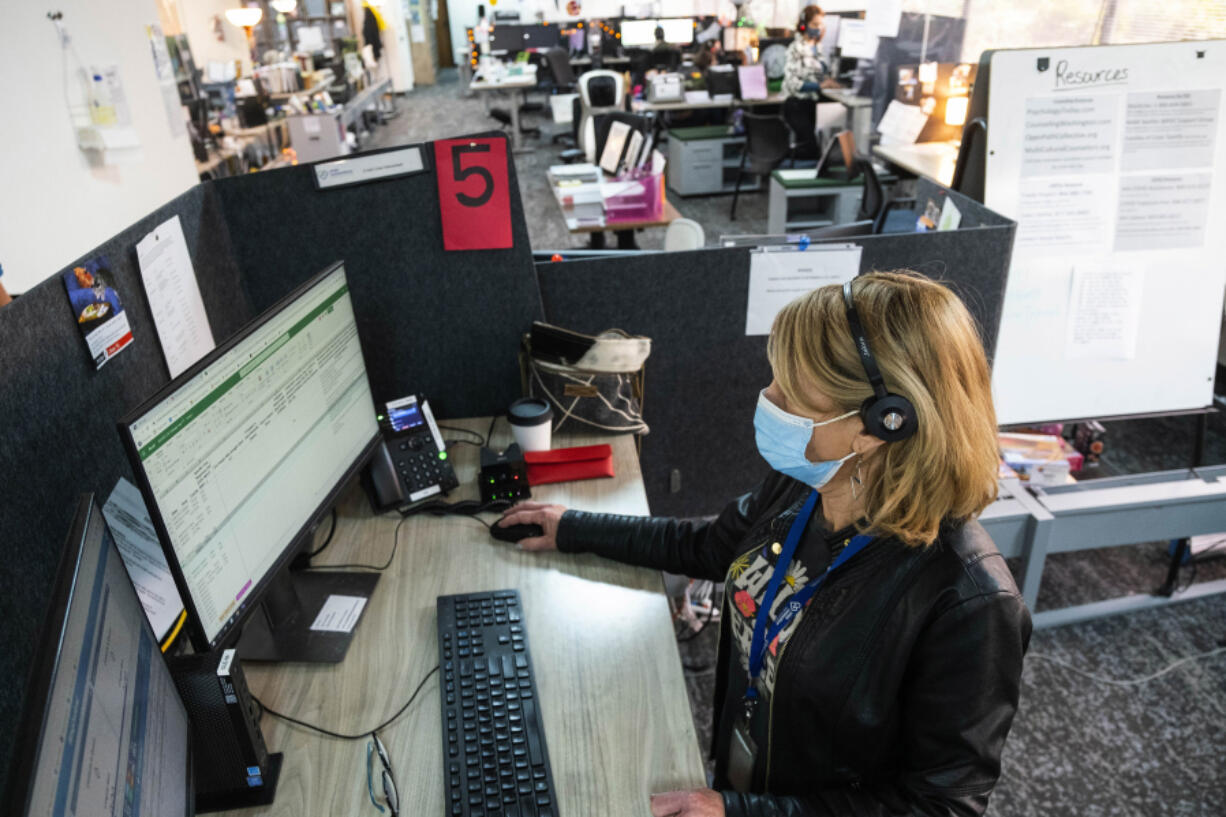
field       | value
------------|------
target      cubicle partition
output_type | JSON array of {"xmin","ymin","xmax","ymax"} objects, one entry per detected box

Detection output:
[
  {"xmin": 537, "ymin": 181, "xmax": 1017, "ymax": 517},
  {"xmin": 0, "ymin": 184, "xmax": 253, "ymax": 796},
  {"xmin": 213, "ymin": 138, "xmax": 543, "ymax": 420},
  {"xmin": 0, "ymin": 133, "xmax": 543, "ymax": 798}
]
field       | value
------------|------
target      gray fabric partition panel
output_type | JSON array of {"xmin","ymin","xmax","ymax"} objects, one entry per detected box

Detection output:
[
  {"xmin": 537, "ymin": 247, "xmax": 775, "ymax": 519},
  {"xmin": 0, "ymin": 184, "xmax": 251, "ymax": 802},
  {"xmin": 536, "ymin": 210, "xmax": 1015, "ymax": 518},
  {"xmin": 213, "ymin": 132, "xmax": 544, "ymax": 420}
]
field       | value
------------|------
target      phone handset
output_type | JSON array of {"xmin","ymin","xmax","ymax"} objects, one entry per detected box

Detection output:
[{"xmin": 364, "ymin": 394, "xmax": 460, "ymax": 512}]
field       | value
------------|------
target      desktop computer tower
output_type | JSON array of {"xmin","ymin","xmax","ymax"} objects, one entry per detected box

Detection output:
[{"xmin": 167, "ymin": 649, "xmax": 283, "ymax": 812}]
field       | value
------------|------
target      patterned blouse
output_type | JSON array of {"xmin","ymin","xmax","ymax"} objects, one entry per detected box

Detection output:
[{"xmin": 781, "ymin": 34, "xmax": 829, "ymax": 101}]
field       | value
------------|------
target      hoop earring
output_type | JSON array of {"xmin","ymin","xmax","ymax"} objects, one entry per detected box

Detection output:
[{"xmin": 850, "ymin": 455, "xmax": 864, "ymax": 501}]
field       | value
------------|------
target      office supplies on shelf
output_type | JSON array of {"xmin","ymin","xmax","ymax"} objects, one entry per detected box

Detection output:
[
  {"xmin": 9, "ymin": 495, "xmax": 195, "ymax": 817},
  {"xmin": 119, "ymin": 262, "xmax": 382, "ymax": 663},
  {"xmin": 436, "ymin": 590, "xmax": 559, "ymax": 817},
  {"xmin": 524, "ymin": 444, "xmax": 616, "ymax": 486}
]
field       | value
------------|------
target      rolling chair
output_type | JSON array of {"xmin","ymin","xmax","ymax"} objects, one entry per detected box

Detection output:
[
  {"xmin": 578, "ymin": 70, "xmax": 626, "ymax": 163},
  {"xmin": 731, "ymin": 112, "xmax": 792, "ymax": 220},
  {"xmin": 545, "ymin": 48, "xmax": 585, "ymax": 161},
  {"xmin": 664, "ymin": 218, "xmax": 705, "ymax": 251}
]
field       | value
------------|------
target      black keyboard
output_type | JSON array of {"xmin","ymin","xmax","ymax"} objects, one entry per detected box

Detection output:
[{"xmin": 437, "ymin": 590, "xmax": 559, "ymax": 817}]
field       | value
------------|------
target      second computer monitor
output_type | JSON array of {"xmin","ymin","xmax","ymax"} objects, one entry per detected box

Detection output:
[{"xmin": 120, "ymin": 261, "xmax": 380, "ymax": 662}]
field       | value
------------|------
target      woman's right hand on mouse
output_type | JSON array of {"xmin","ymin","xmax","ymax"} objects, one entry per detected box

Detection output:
[{"xmin": 498, "ymin": 501, "xmax": 566, "ymax": 551}]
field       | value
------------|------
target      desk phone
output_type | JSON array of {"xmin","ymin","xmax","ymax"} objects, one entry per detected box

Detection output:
[{"xmin": 366, "ymin": 394, "xmax": 460, "ymax": 511}]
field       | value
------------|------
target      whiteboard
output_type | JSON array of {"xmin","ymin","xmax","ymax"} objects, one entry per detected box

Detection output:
[{"xmin": 985, "ymin": 41, "xmax": 1226, "ymax": 424}]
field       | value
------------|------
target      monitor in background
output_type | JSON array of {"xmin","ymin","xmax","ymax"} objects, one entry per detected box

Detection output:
[
  {"xmin": 522, "ymin": 23, "xmax": 562, "ymax": 50},
  {"xmin": 620, "ymin": 19, "xmax": 658, "ymax": 48},
  {"xmin": 658, "ymin": 18, "xmax": 694, "ymax": 46},
  {"xmin": 120, "ymin": 262, "xmax": 381, "ymax": 664},
  {"xmin": 819, "ymin": 13, "xmax": 842, "ymax": 62},
  {"xmin": 837, "ymin": 17, "xmax": 879, "ymax": 61},
  {"xmin": 488, "ymin": 23, "xmax": 529, "ymax": 53},
  {"xmin": 7, "ymin": 495, "xmax": 193, "ymax": 817}
]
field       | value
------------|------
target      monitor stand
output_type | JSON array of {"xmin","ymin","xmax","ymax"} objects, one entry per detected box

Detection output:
[{"xmin": 234, "ymin": 567, "xmax": 378, "ymax": 663}]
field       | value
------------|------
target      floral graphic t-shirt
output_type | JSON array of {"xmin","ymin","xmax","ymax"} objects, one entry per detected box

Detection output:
[{"xmin": 726, "ymin": 509, "xmax": 852, "ymax": 702}]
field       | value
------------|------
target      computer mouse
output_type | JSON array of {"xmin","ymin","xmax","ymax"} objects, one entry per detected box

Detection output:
[{"xmin": 491, "ymin": 523, "xmax": 544, "ymax": 543}]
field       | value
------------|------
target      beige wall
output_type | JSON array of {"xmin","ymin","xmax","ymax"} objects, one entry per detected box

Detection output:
[{"xmin": 0, "ymin": 0, "xmax": 199, "ymax": 293}]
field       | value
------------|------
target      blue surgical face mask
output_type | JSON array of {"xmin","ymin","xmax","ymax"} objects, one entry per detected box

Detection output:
[{"xmin": 754, "ymin": 390, "xmax": 858, "ymax": 488}]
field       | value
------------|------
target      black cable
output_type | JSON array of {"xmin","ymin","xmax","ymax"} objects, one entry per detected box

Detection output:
[
  {"xmin": 487, "ymin": 414, "xmax": 500, "ymax": 444},
  {"xmin": 253, "ymin": 665, "xmax": 439, "ymax": 741},
  {"xmin": 311, "ymin": 514, "xmax": 410, "ymax": 571},
  {"xmin": 437, "ymin": 424, "xmax": 486, "ymax": 448},
  {"xmin": 1177, "ymin": 559, "xmax": 1198, "ymax": 594},
  {"xmin": 306, "ymin": 508, "xmax": 339, "ymax": 558}
]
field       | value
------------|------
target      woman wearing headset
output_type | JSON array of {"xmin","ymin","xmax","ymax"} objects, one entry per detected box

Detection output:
[
  {"xmin": 781, "ymin": 4, "xmax": 841, "ymax": 159},
  {"xmin": 499, "ymin": 271, "xmax": 1030, "ymax": 817}
]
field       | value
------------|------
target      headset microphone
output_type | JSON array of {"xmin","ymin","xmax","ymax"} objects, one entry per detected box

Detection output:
[{"xmin": 842, "ymin": 281, "xmax": 917, "ymax": 442}]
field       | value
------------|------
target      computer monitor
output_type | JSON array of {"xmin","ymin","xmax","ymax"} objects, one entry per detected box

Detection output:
[
  {"xmin": 619, "ymin": 19, "xmax": 658, "ymax": 48},
  {"xmin": 488, "ymin": 24, "xmax": 529, "ymax": 52},
  {"xmin": 658, "ymin": 18, "xmax": 694, "ymax": 45},
  {"xmin": 119, "ymin": 261, "xmax": 381, "ymax": 663},
  {"xmin": 7, "ymin": 495, "xmax": 194, "ymax": 817},
  {"xmin": 837, "ymin": 18, "xmax": 878, "ymax": 61},
  {"xmin": 723, "ymin": 26, "xmax": 755, "ymax": 52},
  {"xmin": 819, "ymin": 14, "xmax": 841, "ymax": 62}
]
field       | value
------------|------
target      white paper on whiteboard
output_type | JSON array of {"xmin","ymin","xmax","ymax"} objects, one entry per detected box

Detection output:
[
  {"xmin": 136, "ymin": 215, "xmax": 216, "ymax": 378},
  {"xmin": 103, "ymin": 477, "xmax": 185, "ymax": 641},
  {"xmin": 1065, "ymin": 264, "xmax": 1144, "ymax": 360},
  {"xmin": 310, "ymin": 595, "xmax": 368, "ymax": 632},
  {"xmin": 745, "ymin": 245, "xmax": 863, "ymax": 336}
]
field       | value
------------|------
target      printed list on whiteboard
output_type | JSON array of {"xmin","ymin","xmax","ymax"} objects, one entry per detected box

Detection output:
[
  {"xmin": 745, "ymin": 245, "xmax": 862, "ymax": 336},
  {"xmin": 1065, "ymin": 264, "xmax": 1144, "ymax": 360},
  {"xmin": 136, "ymin": 214, "xmax": 216, "ymax": 378}
]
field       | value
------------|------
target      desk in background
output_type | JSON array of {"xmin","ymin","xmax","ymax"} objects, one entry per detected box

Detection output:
[
  {"xmin": 470, "ymin": 66, "xmax": 540, "ymax": 154},
  {"xmin": 820, "ymin": 87, "xmax": 873, "ymax": 153},
  {"xmin": 547, "ymin": 165, "xmax": 681, "ymax": 241},
  {"xmin": 222, "ymin": 422, "xmax": 704, "ymax": 816},
  {"xmin": 872, "ymin": 141, "xmax": 959, "ymax": 188},
  {"xmin": 631, "ymin": 91, "xmax": 785, "ymax": 113}
]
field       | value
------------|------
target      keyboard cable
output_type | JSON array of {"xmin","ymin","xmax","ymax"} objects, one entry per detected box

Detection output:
[{"xmin": 252, "ymin": 664, "xmax": 440, "ymax": 741}]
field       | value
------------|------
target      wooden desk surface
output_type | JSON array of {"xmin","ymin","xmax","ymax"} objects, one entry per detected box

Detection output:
[{"xmin": 223, "ymin": 420, "xmax": 705, "ymax": 816}]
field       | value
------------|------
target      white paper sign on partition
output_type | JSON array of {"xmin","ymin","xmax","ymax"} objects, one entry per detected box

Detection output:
[{"xmin": 984, "ymin": 41, "xmax": 1226, "ymax": 424}]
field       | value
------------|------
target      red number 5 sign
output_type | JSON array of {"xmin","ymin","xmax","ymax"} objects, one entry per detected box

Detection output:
[{"xmin": 434, "ymin": 136, "xmax": 513, "ymax": 251}]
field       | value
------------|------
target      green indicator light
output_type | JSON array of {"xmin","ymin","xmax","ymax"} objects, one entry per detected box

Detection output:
[
  {"xmin": 438, "ymin": 452, "xmax": 448, "ymax": 460},
  {"xmin": 377, "ymin": 414, "xmax": 385, "ymax": 421},
  {"xmin": 489, "ymin": 478, "xmax": 495, "ymax": 484}
]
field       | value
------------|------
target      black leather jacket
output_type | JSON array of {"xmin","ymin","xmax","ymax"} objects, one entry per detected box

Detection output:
[{"xmin": 556, "ymin": 472, "xmax": 1031, "ymax": 817}]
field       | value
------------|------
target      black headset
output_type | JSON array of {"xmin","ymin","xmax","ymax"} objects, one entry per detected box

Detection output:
[{"xmin": 842, "ymin": 281, "xmax": 917, "ymax": 443}]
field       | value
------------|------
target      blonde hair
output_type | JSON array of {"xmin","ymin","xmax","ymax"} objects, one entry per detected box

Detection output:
[{"xmin": 768, "ymin": 270, "xmax": 999, "ymax": 547}]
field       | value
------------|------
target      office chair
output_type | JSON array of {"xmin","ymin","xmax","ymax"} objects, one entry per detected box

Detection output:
[
  {"xmin": 782, "ymin": 96, "xmax": 819, "ymax": 161},
  {"xmin": 731, "ymin": 112, "xmax": 792, "ymax": 220},
  {"xmin": 664, "ymin": 218, "xmax": 705, "ymax": 251},
  {"xmin": 578, "ymin": 70, "xmax": 626, "ymax": 162},
  {"xmin": 854, "ymin": 157, "xmax": 887, "ymax": 229}
]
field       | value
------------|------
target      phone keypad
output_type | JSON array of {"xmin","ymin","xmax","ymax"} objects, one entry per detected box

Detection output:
[{"xmin": 397, "ymin": 437, "xmax": 459, "ymax": 494}]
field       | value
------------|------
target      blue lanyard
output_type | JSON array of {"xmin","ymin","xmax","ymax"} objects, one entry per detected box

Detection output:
[{"xmin": 745, "ymin": 490, "xmax": 872, "ymax": 700}]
